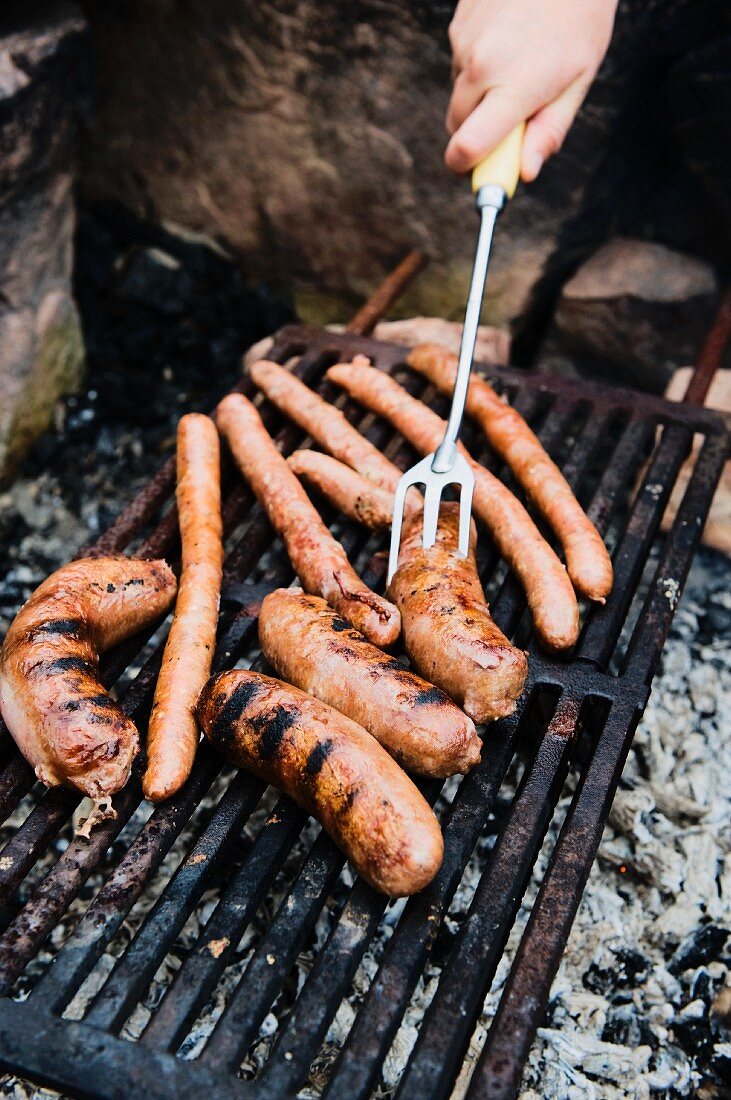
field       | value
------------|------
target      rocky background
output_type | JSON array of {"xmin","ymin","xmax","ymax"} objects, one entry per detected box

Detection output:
[{"xmin": 1, "ymin": 0, "xmax": 730, "ymax": 479}]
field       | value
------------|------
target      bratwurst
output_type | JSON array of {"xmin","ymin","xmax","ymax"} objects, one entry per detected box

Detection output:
[
  {"xmin": 215, "ymin": 393, "xmax": 400, "ymax": 647},
  {"xmin": 288, "ymin": 449, "xmax": 416, "ymax": 530},
  {"xmin": 259, "ymin": 588, "xmax": 481, "ymax": 776},
  {"xmin": 197, "ymin": 670, "xmax": 444, "ymax": 896},
  {"xmin": 389, "ymin": 504, "xmax": 528, "ymax": 723},
  {"xmin": 0, "ymin": 557, "xmax": 177, "ymax": 806}
]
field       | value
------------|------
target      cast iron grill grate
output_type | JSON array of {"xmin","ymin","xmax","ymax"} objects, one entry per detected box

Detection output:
[{"xmin": 0, "ymin": 318, "xmax": 727, "ymax": 1100}]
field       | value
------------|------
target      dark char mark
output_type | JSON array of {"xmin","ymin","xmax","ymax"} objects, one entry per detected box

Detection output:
[
  {"xmin": 251, "ymin": 706, "xmax": 297, "ymax": 760},
  {"xmin": 32, "ymin": 618, "xmax": 83, "ymax": 637},
  {"xmin": 46, "ymin": 656, "xmax": 96, "ymax": 675},
  {"xmin": 62, "ymin": 693, "xmax": 118, "ymax": 713},
  {"xmin": 305, "ymin": 739, "xmax": 333, "ymax": 777},
  {"xmin": 208, "ymin": 679, "xmax": 263, "ymax": 747},
  {"xmin": 412, "ymin": 686, "xmax": 451, "ymax": 707},
  {"xmin": 330, "ymin": 617, "xmax": 351, "ymax": 633}
]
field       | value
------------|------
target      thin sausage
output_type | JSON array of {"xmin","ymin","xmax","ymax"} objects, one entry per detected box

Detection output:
[
  {"xmin": 0, "ymin": 558, "xmax": 177, "ymax": 812},
  {"xmin": 215, "ymin": 393, "xmax": 400, "ymax": 646},
  {"xmin": 288, "ymin": 449, "xmax": 416, "ymax": 530},
  {"xmin": 259, "ymin": 588, "xmax": 481, "ymax": 776},
  {"xmin": 388, "ymin": 503, "xmax": 528, "ymax": 723},
  {"xmin": 197, "ymin": 670, "xmax": 444, "ymax": 896},
  {"xmin": 143, "ymin": 414, "xmax": 223, "ymax": 802},
  {"xmin": 407, "ymin": 344, "xmax": 613, "ymax": 602},
  {"xmin": 327, "ymin": 362, "xmax": 580, "ymax": 652},
  {"xmin": 249, "ymin": 358, "xmax": 401, "ymax": 490}
]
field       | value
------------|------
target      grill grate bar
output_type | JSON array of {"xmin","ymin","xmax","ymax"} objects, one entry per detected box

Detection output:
[
  {"xmin": 137, "ymin": 798, "xmax": 307, "ymax": 1051},
  {"xmin": 0, "ymin": 759, "xmax": 35, "ymax": 825},
  {"xmin": 622, "ymin": 428, "xmax": 729, "ymax": 683},
  {"xmin": 29, "ymin": 761, "xmax": 257, "ymax": 1015},
  {"xmin": 465, "ymin": 696, "xmax": 641, "ymax": 1100},
  {"xmin": 79, "ymin": 771, "xmax": 265, "ymax": 1035},
  {"xmin": 392, "ymin": 695, "xmax": 580, "ymax": 1100},
  {"xmin": 200, "ymin": 829, "xmax": 347, "ymax": 1071},
  {"xmin": 576, "ymin": 422, "xmax": 692, "ymax": 668}
]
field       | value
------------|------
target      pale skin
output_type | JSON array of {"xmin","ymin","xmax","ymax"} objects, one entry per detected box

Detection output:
[{"xmin": 446, "ymin": 0, "xmax": 620, "ymax": 181}]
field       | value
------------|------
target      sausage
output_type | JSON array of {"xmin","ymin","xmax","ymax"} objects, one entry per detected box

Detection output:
[
  {"xmin": 0, "ymin": 557, "xmax": 177, "ymax": 811},
  {"xmin": 143, "ymin": 414, "xmax": 223, "ymax": 802},
  {"xmin": 249, "ymin": 357, "xmax": 401, "ymax": 490},
  {"xmin": 215, "ymin": 393, "xmax": 400, "ymax": 647},
  {"xmin": 388, "ymin": 503, "xmax": 528, "ymax": 723},
  {"xmin": 407, "ymin": 344, "xmax": 613, "ymax": 602},
  {"xmin": 327, "ymin": 361, "xmax": 580, "ymax": 652},
  {"xmin": 288, "ymin": 449, "xmax": 417, "ymax": 530},
  {"xmin": 197, "ymin": 670, "xmax": 444, "ymax": 896},
  {"xmin": 259, "ymin": 588, "xmax": 481, "ymax": 776}
]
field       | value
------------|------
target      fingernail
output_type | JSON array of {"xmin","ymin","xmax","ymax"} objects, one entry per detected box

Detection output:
[{"xmin": 525, "ymin": 152, "xmax": 543, "ymax": 180}]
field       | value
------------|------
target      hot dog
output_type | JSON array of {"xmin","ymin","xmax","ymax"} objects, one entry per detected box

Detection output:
[
  {"xmin": 249, "ymin": 357, "xmax": 401, "ymax": 490},
  {"xmin": 388, "ymin": 503, "xmax": 528, "ymax": 723},
  {"xmin": 327, "ymin": 361, "xmax": 579, "ymax": 652},
  {"xmin": 197, "ymin": 670, "xmax": 444, "ymax": 896},
  {"xmin": 0, "ymin": 557, "xmax": 177, "ymax": 812},
  {"xmin": 287, "ymin": 449, "xmax": 415, "ymax": 530},
  {"xmin": 259, "ymin": 588, "xmax": 481, "ymax": 776},
  {"xmin": 407, "ymin": 344, "xmax": 613, "ymax": 602},
  {"xmin": 215, "ymin": 393, "xmax": 400, "ymax": 647},
  {"xmin": 143, "ymin": 414, "xmax": 223, "ymax": 802}
]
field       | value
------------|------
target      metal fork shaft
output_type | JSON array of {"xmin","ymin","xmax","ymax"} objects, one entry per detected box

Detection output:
[{"xmin": 431, "ymin": 184, "xmax": 505, "ymax": 475}]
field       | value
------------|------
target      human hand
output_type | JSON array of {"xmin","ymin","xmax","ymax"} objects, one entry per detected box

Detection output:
[{"xmin": 446, "ymin": 0, "xmax": 618, "ymax": 182}]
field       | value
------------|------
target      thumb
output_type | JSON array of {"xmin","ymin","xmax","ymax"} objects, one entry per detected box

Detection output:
[{"xmin": 521, "ymin": 79, "xmax": 588, "ymax": 182}]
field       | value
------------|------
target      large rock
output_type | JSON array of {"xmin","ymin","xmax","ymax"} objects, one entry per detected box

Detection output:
[
  {"xmin": 552, "ymin": 238, "xmax": 719, "ymax": 392},
  {"xmin": 0, "ymin": 3, "xmax": 89, "ymax": 484},
  {"xmin": 79, "ymin": 0, "xmax": 673, "ymax": 329}
]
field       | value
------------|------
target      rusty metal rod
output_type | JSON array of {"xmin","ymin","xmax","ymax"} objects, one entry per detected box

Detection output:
[{"xmin": 345, "ymin": 250, "xmax": 429, "ymax": 337}]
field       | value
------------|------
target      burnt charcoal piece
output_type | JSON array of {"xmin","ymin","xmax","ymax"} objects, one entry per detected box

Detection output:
[
  {"xmin": 669, "ymin": 924, "xmax": 730, "ymax": 976},
  {"xmin": 583, "ymin": 947, "xmax": 651, "ymax": 995}
]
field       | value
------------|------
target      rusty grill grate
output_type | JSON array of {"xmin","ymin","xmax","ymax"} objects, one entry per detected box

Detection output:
[{"xmin": 0, "ymin": 315, "xmax": 727, "ymax": 1100}]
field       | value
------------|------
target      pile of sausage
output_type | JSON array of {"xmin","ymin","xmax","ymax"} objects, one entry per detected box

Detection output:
[{"xmin": 0, "ymin": 345, "xmax": 612, "ymax": 894}]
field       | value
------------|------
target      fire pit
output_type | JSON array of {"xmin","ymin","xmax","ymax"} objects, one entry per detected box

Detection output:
[{"xmin": 0, "ymin": 217, "xmax": 727, "ymax": 1099}]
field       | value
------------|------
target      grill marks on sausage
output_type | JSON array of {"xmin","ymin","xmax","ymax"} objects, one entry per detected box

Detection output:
[
  {"xmin": 197, "ymin": 669, "xmax": 444, "ymax": 896},
  {"xmin": 0, "ymin": 556, "xmax": 177, "ymax": 804},
  {"xmin": 250, "ymin": 705, "xmax": 297, "ymax": 760},
  {"xmin": 31, "ymin": 618, "xmax": 83, "ymax": 638},
  {"xmin": 206, "ymin": 678, "xmax": 263, "ymax": 749},
  {"xmin": 44, "ymin": 655, "xmax": 98, "ymax": 676},
  {"xmin": 258, "ymin": 589, "xmax": 481, "ymax": 778},
  {"xmin": 305, "ymin": 738, "xmax": 334, "ymax": 777}
]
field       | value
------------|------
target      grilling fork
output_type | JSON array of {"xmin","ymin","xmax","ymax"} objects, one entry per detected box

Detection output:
[{"xmin": 387, "ymin": 124, "xmax": 524, "ymax": 585}]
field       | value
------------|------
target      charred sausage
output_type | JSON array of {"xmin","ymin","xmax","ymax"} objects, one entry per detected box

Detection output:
[
  {"xmin": 388, "ymin": 503, "xmax": 528, "ymax": 723},
  {"xmin": 0, "ymin": 557, "xmax": 177, "ymax": 812},
  {"xmin": 259, "ymin": 588, "xmax": 481, "ymax": 776},
  {"xmin": 215, "ymin": 393, "xmax": 400, "ymax": 647},
  {"xmin": 143, "ymin": 414, "xmax": 223, "ymax": 802},
  {"xmin": 407, "ymin": 344, "xmax": 613, "ymax": 602},
  {"xmin": 197, "ymin": 670, "xmax": 444, "ymax": 896},
  {"xmin": 327, "ymin": 361, "xmax": 579, "ymax": 652}
]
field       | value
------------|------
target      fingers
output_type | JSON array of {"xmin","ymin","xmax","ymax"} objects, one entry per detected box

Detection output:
[
  {"xmin": 445, "ymin": 88, "xmax": 526, "ymax": 174},
  {"xmin": 520, "ymin": 78, "xmax": 590, "ymax": 181}
]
